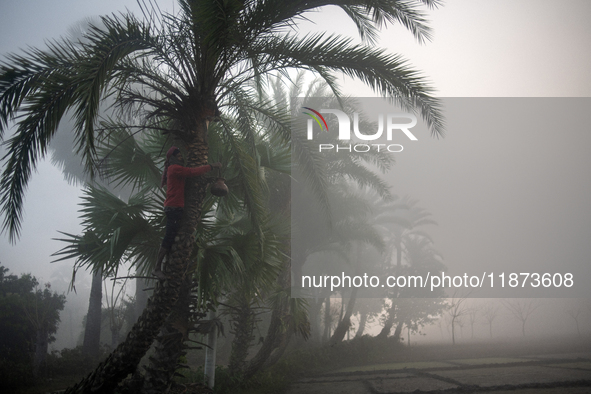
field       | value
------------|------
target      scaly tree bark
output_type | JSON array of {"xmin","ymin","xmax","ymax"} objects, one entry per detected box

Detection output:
[
  {"xmin": 142, "ymin": 272, "xmax": 195, "ymax": 393},
  {"xmin": 228, "ymin": 302, "xmax": 256, "ymax": 377}
]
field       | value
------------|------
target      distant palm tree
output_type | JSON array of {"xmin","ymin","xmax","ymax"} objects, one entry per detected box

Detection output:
[
  {"xmin": 0, "ymin": 1, "xmax": 444, "ymax": 391},
  {"xmin": 375, "ymin": 196, "xmax": 439, "ymax": 339}
]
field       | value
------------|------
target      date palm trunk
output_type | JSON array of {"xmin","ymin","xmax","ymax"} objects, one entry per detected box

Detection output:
[
  {"xmin": 243, "ymin": 262, "xmax": 291, "ymax": 377},
  {"xmin": 393, "ymin": 321, "xmax": 403, "ymax": 342},
  {"xmin": 243, "ymin": 301, "xmax": 284, "ymax": 376},
  {"xmin": 355, "ymin": 312, "xmax": 368, "ymax": 338},
  {"xmin": 64, "ymin": 121, "xmax": 210, "ymax": 393},
  {"xmin": 323, "ymin": 296, "xmax": 331, "ymax": 341},
  {"xmin": 83, "ymin": 268, "xmax": 103, "ymax": 359},
  {"xmin": 204, "ymin": 309, "xmax": 218, "ymax": 388},
  {"xmin": 228, "ymin": 301, "xmax": 255, "ymax": 377},
  {"xmin": 261, "ymin": 318, "xmax": 294, "ymax": 368},
  {"xmin": 329, "ymin": 287, "xmax": 358, "ymax": 345},
  {"xmin": 377, "ymin": 314, "xmax": 394, "ymax": 340},
  {"xmin": 142, "ymin": 274, "xmax": 194, "ymax": 393}
]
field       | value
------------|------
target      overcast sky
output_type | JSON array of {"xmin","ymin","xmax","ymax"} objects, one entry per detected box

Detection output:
[{"xmin": 1, "ymin": 0, "xmax": 590, "ymax": 314}]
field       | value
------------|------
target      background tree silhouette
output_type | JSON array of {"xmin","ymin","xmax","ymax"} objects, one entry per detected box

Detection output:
[
  {"xmin": 502, "ymin": 299, "xmax": 540, "ymax": 337},
  {"xmin": 0, "ymin": 265, "xmax": 66, "ymax": 387}
]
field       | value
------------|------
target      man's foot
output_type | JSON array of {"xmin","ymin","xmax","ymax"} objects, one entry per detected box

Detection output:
[{"xmin": 153, "ymin": 246, "xmax": 168, "ymax": 279}]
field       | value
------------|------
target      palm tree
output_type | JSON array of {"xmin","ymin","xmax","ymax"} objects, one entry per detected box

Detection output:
[
  {"xmin": 392, "ymin": 234, "xmax": 446, "ymax": 342},
  {"xmin": 375, "ymin": 196, "xmax": 439, "ymax": 339},
  {"xmin": 1, "ymin": 1, "xmax": 444, "ymax": 390}
]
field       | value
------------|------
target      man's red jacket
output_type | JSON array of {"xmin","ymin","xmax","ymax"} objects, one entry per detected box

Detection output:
[{"xmin": 164, "ymin": 164, "xmax": 213, "ymax": 208}]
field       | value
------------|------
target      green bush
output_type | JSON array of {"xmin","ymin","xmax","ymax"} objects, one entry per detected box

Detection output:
[{"xmin": 45, "ymin": 345, "xmax": 110, "ymax": 378}]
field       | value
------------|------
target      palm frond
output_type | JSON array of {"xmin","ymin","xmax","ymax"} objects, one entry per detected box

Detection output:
[
  {"xmin": 246, "ymin": 32, "xmax": 444, "ymax": 137},
  {"xmin": 95, "ymin": 120, "xmax": 163, "ymax": 191},
  {"xmin": 52, "ymin": 185, "xmax": 161, "ymax": 276}
]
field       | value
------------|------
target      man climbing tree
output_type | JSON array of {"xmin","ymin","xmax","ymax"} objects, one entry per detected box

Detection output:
[{"xmin": 155, "ymin": 146, "xmax": 221, "ymax": 279}]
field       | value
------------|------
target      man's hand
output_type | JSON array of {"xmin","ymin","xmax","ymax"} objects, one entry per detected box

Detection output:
[{"xmin": 210, "ymin": 162, "xmax": 222, "ymax": 169}]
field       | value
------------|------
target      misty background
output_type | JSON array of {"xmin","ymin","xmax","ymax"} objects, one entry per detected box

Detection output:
[{"xmin": 1, "ymin": 0, "xmax": 591, "ymax": 349}]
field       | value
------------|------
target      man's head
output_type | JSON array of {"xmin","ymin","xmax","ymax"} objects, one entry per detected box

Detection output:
[
  {"xmin": 166, "ymin": 146, "xmax": 181, "ymax": 160},
  {"xmin": 166, "ymin": 147, "xmax": 184, "ymax": 164}
]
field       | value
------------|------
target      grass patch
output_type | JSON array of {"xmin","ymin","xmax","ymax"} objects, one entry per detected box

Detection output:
[
  {"xmin": 451, "ymin": 357, "xmax": 534, "ymax": 365},
  {"xmin": 192, "ymin": 336, "xmax": 406, "ymax": 393},
  {"xmin": 547, "ymin": 362, "xmax": 591, "ymax": 370},
  {"xmin": 334, "ymin": 361, "xmax": 454, "ymax": 373}
]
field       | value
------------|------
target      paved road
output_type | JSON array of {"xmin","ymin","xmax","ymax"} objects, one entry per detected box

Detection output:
[{"xmin": 285, "ymin": 352, "xmax": 591, "ymax": 394}]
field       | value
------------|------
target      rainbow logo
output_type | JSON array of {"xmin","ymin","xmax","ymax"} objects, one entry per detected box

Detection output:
[{"xmin": 302, "ymin": 107, "xmax": 328, "ymax": 132}]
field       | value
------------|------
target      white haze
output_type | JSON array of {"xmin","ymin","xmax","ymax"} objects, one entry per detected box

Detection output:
[{"xmin": 0, "ymin": 0, "xmax": 590, "ymax": 349}]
